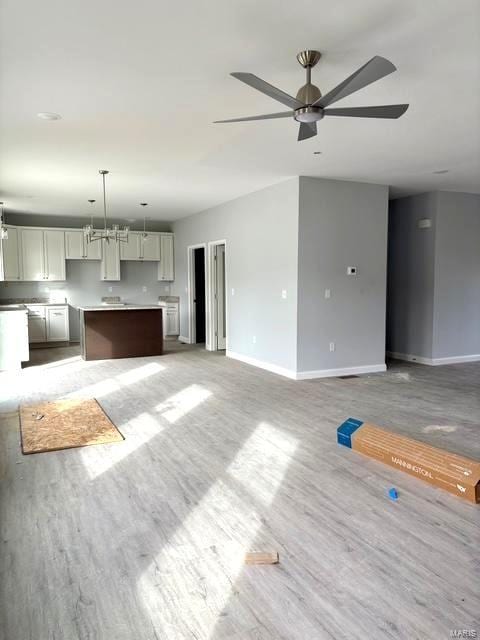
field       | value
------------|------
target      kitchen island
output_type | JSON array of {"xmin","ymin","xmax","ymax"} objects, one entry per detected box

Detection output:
[{"xmin": 78, "ymin": 305, "xmax": 163, "ymax": 361}]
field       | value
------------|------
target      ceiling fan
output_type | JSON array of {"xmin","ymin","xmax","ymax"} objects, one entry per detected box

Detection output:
[{"xmin": 214, "ymin": 50, "xmax": 409, "ymax": 141}]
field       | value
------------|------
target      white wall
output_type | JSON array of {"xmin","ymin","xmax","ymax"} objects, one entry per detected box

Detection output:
[
  {"xmin": 171, "ymin": 178, "xmax": 300, "ymax": 374},
  {"xmin": 433, "ymin": 192, "xmax": 480, "ymax": 359},
  {"xmin": 297, "ymin": 177, "xmax": 389, "ymax": 375}
]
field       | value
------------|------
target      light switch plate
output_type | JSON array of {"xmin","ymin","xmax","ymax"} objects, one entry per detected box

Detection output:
[
  {"xmin": 325, "ymin": 288, "xmax": 331, "ymax": 299},
  {"xmin": 281, "ymin": 289, "xmax": 287, "ymax": 299},
  {"xmin": 347, "ymin": 267, "xmax": 357, "ymax": 276}
]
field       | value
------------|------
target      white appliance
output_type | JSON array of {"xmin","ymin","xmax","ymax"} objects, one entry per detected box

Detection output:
[
  {"xmin": 158, "ymin": 298, "xmax": 179, "ymax": 338},
  {"xmin": 0, "ymin": 305, "xmax": 29, "ymax": 370}
]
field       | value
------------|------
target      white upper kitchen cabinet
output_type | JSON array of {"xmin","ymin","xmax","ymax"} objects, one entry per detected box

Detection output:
[
  {"xmin": 44, "ymin": 230, "xmax": 66, "ymax": 280},
  {"xmin": 0, "ymin": 226, "xmax": 22, "ymax": 281},
  {"xmin": 101, "ymin": 239, "xmax": 120, "ymax": 280},
  {"xmin": 120, "ymin": 232, "xmax": 141, "ymax": 260},
  {"xmin": 21, "ymin": 228, "xmax": 45, "ymax": 280},
  {"xmin": 141, "ymin": 234, "xmax": 161, "ymax": 261},
  {"xmin": 21, "ymin": 228, "xmax": 65, "ymax": 281},
  {"xmin": 158, "ymin": 234, "xmax": 174, "ymax": 281},
  {"xmin": 120, "ymin": 233, "xmax": 160, "ymax": 261},
  {"xmin": 65, "ymin": 230, "xmax": 102, "ymax": 260}
]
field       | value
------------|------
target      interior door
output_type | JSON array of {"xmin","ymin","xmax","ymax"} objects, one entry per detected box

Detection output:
[{"xmin": 215, "ymin": 244, "xmax": 226, "ymax": 350}]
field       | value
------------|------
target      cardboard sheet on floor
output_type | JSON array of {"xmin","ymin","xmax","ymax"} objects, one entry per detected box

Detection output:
[{"xmin": 337, "ymin": 418, "xmax": 480, "ymax": 503}]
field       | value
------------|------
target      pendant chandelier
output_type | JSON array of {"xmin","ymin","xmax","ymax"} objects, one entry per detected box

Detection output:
[
  {"xmin": 83, "ymin": 170, "xmax": 129, "ymax": 244},
  {"xmin": 0, "ymin": 202, "xmax": 8, "ymax": 240},
  {"xmin": 140, "ymin": 202, "xmax": 149, "ymax": 240}
]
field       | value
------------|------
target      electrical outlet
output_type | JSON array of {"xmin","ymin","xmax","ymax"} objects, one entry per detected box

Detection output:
[
  {"xmin": 231, "ymin": 288, "xmax": 235, "ymax": 296},
  {"xmin": 329, "ymin": 342, "xmax": 335, "ymax": 352},
  {"xmin": 252, "ymin": 335, "xmax": 256, "ymax": 344},
  {"xmin": 108, "ymin": 286, "xmax": 113, "ymax": 292},
  {"xmin": 325, "ymin": 288, "xmax": 331, "ymax": 299},
  {"xmin": 281, "ymin": 289, "xmax": 287, "ymax": 299},
  {"xmin": 142, "ymin": 286, "xmax": 147, "ymax": 293}
]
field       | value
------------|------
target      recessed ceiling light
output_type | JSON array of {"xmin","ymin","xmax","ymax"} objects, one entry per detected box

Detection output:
[
  {"xmin": 433, "ymin": 169, "xmax": 449, "ymax": 174},
  {"xmin": 37, "ymin": 112, "xmax": 62, "ymax": 120}
]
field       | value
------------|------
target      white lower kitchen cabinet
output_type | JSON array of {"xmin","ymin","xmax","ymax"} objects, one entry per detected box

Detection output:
[
  {"xmin": 27, "ymin": 305, "xmax": 69, "ymax": 343},
  {"xmin": 101, "ymin": 239, "xmax": 120, "ymax": 280},
  {"xmin": 28, "ymin": 316, "xmax": 47, "ymax": 342},
  {"xmin": 46, "ymin": 306, "xmax": 70, "ymax": 341},
  {"xmin": 158, "ymin": 234, "xmax": 174, "ymax": 281},
  {"xmin": 0, "ymin": 226, "xmax": 22, "ymax": 281}
]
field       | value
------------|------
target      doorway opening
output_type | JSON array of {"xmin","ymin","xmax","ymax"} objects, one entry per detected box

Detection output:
[{"xmin": 187, "ymin": 244, "xmax": 207, "ymax": 346}]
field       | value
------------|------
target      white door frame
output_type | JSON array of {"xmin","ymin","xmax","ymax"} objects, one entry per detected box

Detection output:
[
  {"xmin": 187, "ymin": 243, "xmax": 207, "ymax": 345},
  {"xmin": 206, "ymin": 239, "xmax": 227, "ymax": 352}
]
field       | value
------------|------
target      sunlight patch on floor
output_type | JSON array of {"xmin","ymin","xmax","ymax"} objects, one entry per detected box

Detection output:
[
  {"xmin": 228, "ymin": 421, "xmax": 298, "ymax": 505},
  {"xmin": 155, "ymin": 384, "xmax": 212, "ymax": 424},
  {"xmin": 423, "ymin": 424, "xmax": 458, "ymax": 433},
  {"xmin": 116, "ymin": 362, "xmax": 165, "ymax": 385},
  {"xmin": 136, "ymin": 422, "xmax": 296, "ymax": 639},
  {"xmin": 80, "ymin": 411, "xmax": 165, "ymax": 479}
]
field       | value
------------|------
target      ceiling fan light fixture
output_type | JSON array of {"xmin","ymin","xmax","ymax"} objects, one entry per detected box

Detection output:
[{"xmin": 294, "ymin": 106, "xmax": 324, "ymax": 123}]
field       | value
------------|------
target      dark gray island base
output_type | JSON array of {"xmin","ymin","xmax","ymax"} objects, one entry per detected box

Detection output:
[{"xmin": 78, "ymin": 306, "xmax": 163, "ymax": 360}]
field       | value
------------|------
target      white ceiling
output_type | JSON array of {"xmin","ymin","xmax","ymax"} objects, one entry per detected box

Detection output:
[{"xmin": 1, "ymin": 0, "xmax": 479, "ymax": 222}]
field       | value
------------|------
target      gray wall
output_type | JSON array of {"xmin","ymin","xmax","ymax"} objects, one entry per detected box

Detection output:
[
  {"xmin": 297, "ymin": 177, "xmax": 389, "ymax": 372},
  {"xmin": 0, "ymin": 261, "xmax": 171, "ymax": 340},
  {"xmin": 171, "ymin": 178, "xmax": 299, "ymax": 372},
  {"xmin": 433, "ymin": 192, "xmax": 480, "ymax": 358},
  {"xmin": 387, "ymin": 193, "xmax": 438, "ymax": 358},
  {"xmin": 5, "ymin": 212, "xmax": 172, "ymax": 232},
  {"xmin": 387, "ymin": 191, "xmax": 480, "ymax": 361}
]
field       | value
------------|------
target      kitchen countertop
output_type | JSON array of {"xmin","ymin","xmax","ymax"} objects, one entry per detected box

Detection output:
[
  {"xmin": 0, "ymin": 304, "xmax": 28, "ymax": 312},
  {"xmin": 77, "ymin": 305, "xmax": 163, "ymax": 312}
]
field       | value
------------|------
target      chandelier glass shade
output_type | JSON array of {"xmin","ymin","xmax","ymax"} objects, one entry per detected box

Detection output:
[{"xmin": 83, "ymin": 170, "xmax": 129, "ymax": 244}]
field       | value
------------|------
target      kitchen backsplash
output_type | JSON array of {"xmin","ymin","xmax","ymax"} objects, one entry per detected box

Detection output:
[{"xmin": 0, "ymin": 260, "xmax": 172, "ymax": 340}]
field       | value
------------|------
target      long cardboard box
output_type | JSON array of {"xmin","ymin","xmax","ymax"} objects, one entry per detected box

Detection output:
[{"xmin": 337, "ymin": 418, "xmax": 480, "ymax": 503}]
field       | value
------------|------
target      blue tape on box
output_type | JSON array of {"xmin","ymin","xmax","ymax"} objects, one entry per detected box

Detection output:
[{"xmin": 337, "ymin": 417, "xmax": 364, "ymax": 448}]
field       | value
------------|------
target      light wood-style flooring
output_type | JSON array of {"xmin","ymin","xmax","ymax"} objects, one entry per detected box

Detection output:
[{"xmin": 1, "ymin": 343, "xmax": 479, "ymax": 640}]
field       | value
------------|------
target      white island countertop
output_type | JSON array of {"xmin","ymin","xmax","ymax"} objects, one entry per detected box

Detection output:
[{"xmin": 77, "ymin": 305, "xmax": 162, "ymax": 311}]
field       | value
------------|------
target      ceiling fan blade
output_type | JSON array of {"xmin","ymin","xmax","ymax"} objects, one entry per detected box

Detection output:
[
  {"xmin": 313, "ymin": 56, "xmax": 397, "ymax": 108},
  {"xmin": 324, "ymin": 104, "xmax": 409, "ymax": 119},
  {"xmin": 231, "ymin": 72, "xmax": 304, "ymax": 110},
  {"xmin": 214, "ymin": 111, "xmax": 293, "ymax": 124},
  {"xmin": 298, "ymin": 121, "xmax": 317, "ymax": 141}
]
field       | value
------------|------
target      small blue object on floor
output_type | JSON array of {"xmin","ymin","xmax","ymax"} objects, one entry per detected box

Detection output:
[{"xmin": 388, "ymin": 487, "xmax": 399, "ymax": 501}]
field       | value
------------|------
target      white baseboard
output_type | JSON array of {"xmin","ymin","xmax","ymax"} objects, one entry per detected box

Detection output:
[
  {"xmin": 226, "ymin": 350, "xmax": 297, "ymax": 379},
  {"xmin": 227, "ymin": 351, "xmax": 386, "ymax": 380},
  {"xmin": 295, "ymin": 363, "xmax": 386, "ymax": 380},
  {"xmin": 178, "ymin": 335, "xmax": 192, "ymax": 344},
  {"xmin": 387, "ymin": 351, "xmax": 480, "ymax": 366}
]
